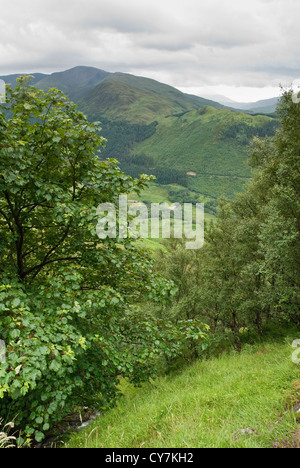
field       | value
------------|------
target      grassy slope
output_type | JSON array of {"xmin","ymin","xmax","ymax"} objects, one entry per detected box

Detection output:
[
  {"xmin": 80, "ymin": 72, "xmax": 226, "ymax": 125},
  {"xmin": 80, "ymin": 80, "xmax": 179, "ymax": 124},
  {"xmin": 106, "ymin": 73, "xmax": 225, "ymax": 112},
  {"xmin": 133, "ymin": 107, "xmax": 250, "ymax": 175},
  {"xmin": 126, "ymin": 182, "xmax": 215, "ymax": 252},
  {"xmin": 131, "ymin": 107, "xmax": 276, "ymax": 197},
  {"xmin": 66, "ymin": 341, "xmax": 299, "ymax": 449}
]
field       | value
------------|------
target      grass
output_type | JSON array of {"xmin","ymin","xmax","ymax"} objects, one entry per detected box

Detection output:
[
  {"xmin": 130, "ymin": 107, "xmax": 277, "ymax": 197},
  {"xmin": 129, "ymin": 183, "xmax": 170, "ymax": 205},
  {"xmin": 65, "ymin": 341, "xmax": 299, "ymax": 448},
  {"xmin": 188, "ymin": 174, "xmax": 250, "ymax": 200},
  {"xmin": 126, "ymin": 182, "xmax": 215, "ymax": 252}
]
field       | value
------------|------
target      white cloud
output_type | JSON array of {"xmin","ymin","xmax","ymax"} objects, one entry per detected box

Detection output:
[{"xmin": 0, "ymin": 0, "xmax": 300, "ymax": 101}]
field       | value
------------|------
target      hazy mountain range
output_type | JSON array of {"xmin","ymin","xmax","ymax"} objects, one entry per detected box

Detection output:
[{"xmin": 203, "ymin": 94, "xmax": 279, "ymax": 114}]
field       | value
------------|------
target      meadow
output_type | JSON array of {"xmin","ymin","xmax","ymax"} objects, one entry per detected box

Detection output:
[{"xmin": 66, "ymin": 340, "xmax": 299, "ymax": 449}]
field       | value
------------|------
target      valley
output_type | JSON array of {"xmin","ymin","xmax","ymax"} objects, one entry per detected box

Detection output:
[
  {"xmin": 0, "ymin": 66, "xmax": 280, "ymax": 205},
  {"xmin": 0, "ymin": 66, "xmax": 298, "ymax": 450}
]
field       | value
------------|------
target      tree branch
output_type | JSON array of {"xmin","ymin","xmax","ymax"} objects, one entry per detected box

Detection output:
[{"xmin": 25, "ymin": 256, "xmax": 80, "ymax": 282}]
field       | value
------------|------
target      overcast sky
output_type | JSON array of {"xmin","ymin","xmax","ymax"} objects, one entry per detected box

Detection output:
[{"xmin": 1, "ymin": 0, "xmax": 300, "ymax": 102}]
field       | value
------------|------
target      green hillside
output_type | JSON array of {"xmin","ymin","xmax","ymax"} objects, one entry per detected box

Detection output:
[
  {"xmin": 0, "ymin": 66, "xmax": 280, "ymax": 199},
  {"xmin": 132, "ymin": 106, "xmax": 275, "ymax": 175},
  {"xmin": 79, "ymin": 71, "xmax": 225, "ymax": 124},
  {"xmin": 1, "ymin": 66, "xmax": 224, "ymax": 122},
  {"xmin": 122, "ymin": 106, "xmax": 279, "ymax": 197},
  {"xmin": 79, "ymin": 79, "xmax": 185, "ymax": 124},
  {"xmin": 66, "ymin": 341, "xmax": 299, "ymax": 449}
]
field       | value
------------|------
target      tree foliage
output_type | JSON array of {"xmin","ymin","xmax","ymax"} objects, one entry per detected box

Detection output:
[
  {"xmin": 159, "ymin": 90, "xmax": 299, "ymax": 351},
  {"xmin": 0, "ymin": 77, "xmax": 208, "ymax": 443}
]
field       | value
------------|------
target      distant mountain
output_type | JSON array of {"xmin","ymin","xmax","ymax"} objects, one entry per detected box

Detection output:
[
  {"xmin": 0, "ymin": 72, "xmax": 48, "ymax": 88},
  {"xmin": 35, "ymin": 66, "xmax": 110, "ymax": 102},
  {"xmin": 0, "ymin": 66, "xmax": 280, "ymax": 200},
  {"xmin": 0, "ymin": 66, "xmax": 109, "ymax": 102},
  {"xmin": 228, "ymin": 96, "xmax": 279, "ymax": 114},
  {"xmin": 199, "ymin": 95, "xmax": 279, "ymax": 114},
  {"xmin": 1, "ymin": 66, "xmax": 225, "ymax": 123},
  {"xmin": 201, "ymin": 94, "xmax": 239, "ymax": 106}
]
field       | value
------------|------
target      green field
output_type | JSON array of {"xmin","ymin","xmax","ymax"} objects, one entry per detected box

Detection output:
[
  {"xmin": 126, "ymin": 182, "xmax": 214, "ymax": 250},
  {"xmin": 66, "ymin": 341, "xmax": 299, "ymax": 448}
]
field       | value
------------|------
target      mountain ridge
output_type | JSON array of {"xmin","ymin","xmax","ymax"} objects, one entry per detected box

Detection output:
[
  {"xmin": 0, "ymin": 66, "xmax": 225, "ymax": 121},
  {"xmin": 0, "ymin": 66, "xmax": 280, "ymax": 200},
  {"xmin": 203, "ymin": 94, "xmax": 279, "ymax": 113},
  {"xmin": 0, "ymin": 66, "xmax": 279, "ymax": 115}
]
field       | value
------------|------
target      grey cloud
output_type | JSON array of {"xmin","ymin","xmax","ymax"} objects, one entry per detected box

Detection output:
[{"xmin": 1, "ymin": 0, "xmax": 300, "ymax": 100}]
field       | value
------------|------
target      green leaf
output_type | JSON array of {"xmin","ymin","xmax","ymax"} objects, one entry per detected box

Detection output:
[{"xmin": 35, "ymin": 432, "xmax": 45, "ymax": 443}]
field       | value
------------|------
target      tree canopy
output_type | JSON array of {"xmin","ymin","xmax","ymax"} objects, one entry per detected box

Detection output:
[
  {"xmin": 0, "ymin": 77, "xmax": 208, "ymax": 443},
  {"xmin": 157, "ymin": 89, "xmax": 299, "ymax": 351}
]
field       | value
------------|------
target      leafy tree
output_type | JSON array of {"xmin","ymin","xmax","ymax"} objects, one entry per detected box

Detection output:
[
  {"xmin": 159, "ymin": 89, "xmax": 299, "ymax": 352},
  {"xmin": 249, "ymin": 90, "xmax": 300, "ymax": 324},
  {"xmin": 205, "ymin": 90, "xmax": 300, "ymax": 336},
  {"xmin": 154, "ymin": 238, "xmax": 211, "ymax": 361},
  {"xmin": 0, "ymin": 77, "xmax": 208, "ymax": 443}
]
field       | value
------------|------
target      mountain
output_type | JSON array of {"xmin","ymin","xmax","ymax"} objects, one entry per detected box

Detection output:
[
  {"xmin": 197, "ymin": 95, "xmax": 279, "ymax": 114},
  {"xmin": 0, "ymin": 66, "xmax": 280, "ymax": 201},
  {"xmin": 1, "ymin": 66, "xmax": 225, "ymax": 122},
  {"xmin": 35, "ymin": 66, "xmax": 110, "ymax": 102},
  {"xmin": 201, "ymin": 94, "xmax": 239, "ymax": 106},
  {"xmin": 244, "ymin": 96, "xmax": 279, "ymax": 114},
  {"xmin": 0, "ymin": 72, "xmax": 48, "ymax": 90},
  {"xmin": 126, "ymin": 106, "xmax": 279, "ymax": 199},
  {"xmin": 228, "ymin": 96, "xmax": 279, "ymax": 114},
  {"xmin": 0, "ymin": 66, "xmax": 110, "ymax": 102},
  {"xmin": 79, "ymin": 72, "xmax": 225, "ymax": 124}
]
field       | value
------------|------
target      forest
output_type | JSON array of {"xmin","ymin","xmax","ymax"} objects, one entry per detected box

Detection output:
[{"xmin": 0, "ymin": 77, "xmax": 299, "ymax": 448}]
